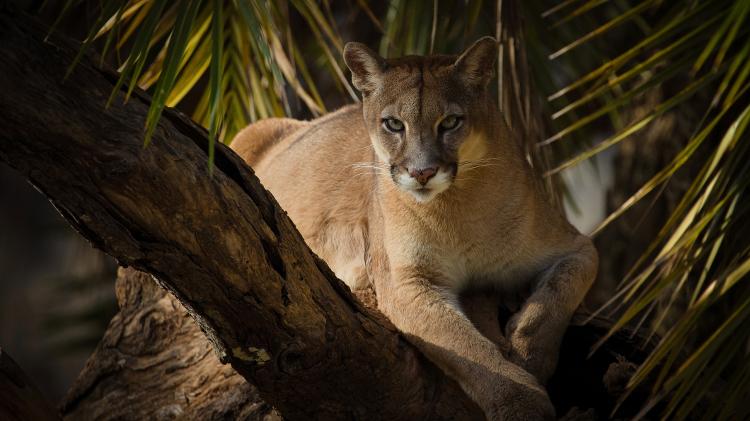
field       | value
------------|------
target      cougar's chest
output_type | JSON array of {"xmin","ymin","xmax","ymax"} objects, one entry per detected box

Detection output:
[
  {"xmin": 444, "ymin": 221, "xmax": 536, "ymax": 289},
  {"xmin": 390, "ymin": 204, "xmax": 538, "ymax": 290}
]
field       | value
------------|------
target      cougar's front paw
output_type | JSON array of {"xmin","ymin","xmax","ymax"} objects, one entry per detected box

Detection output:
[
  {"xmin": 507, "ymin": 346, "xmax": 558, "ymax": 386},
  {"xmin": 486, "ymin": 380, "xmax": 555, "ymax": 421},
  {"xmin": 506, "ymin": 315, "xmax": 559, "ymax": 383}
]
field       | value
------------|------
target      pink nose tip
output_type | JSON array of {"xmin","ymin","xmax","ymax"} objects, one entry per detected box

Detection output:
[{"xmin": 409, "ymin": 167, "xmax": 438, "ymax": 185}]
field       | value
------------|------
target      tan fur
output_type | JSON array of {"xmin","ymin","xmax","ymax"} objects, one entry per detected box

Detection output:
[{"xmin": 231, "ymin": 37, "xmax": 598, "ymax": 420}]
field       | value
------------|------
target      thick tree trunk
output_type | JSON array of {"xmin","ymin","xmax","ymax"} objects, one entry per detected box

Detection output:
[
  {"xmin": 0, "ymin": 8, "xmax": 482, "ymax": 421},
  {"xmin": 61, "ymin": 267, "xmax": 280, "ymax": 420}
]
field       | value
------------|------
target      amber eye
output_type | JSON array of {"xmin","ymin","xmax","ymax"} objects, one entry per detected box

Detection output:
[
  {"xmin": 439, "ymin": 115, "xmax": 463, "ymax": 131},
  {"xmin": 383, "ymin": 117, "xmax": 405, "ymax": 132}
]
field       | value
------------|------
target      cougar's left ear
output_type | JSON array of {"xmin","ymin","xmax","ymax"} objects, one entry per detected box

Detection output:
[
  {"xmin": 343, "ymin": 42, "xmax": 386, "ymax": 95},
  {"xmin": 453, "ymin": 36, "xmax": 498, "ymax": 89}
]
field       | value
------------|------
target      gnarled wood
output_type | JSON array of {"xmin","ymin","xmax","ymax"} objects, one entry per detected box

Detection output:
[
  {"xmin": 0, "ymin": 8, "xmax": 482, "ymax": 421},
  {"xmin": 61, "ymin": 268, "xmax": 280, "ymax": 420}
]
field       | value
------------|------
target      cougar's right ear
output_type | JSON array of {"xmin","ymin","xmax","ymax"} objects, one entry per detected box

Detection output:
[{"xmin": 343, "ymin": 42, "xmax": 386, "ymax": 95}]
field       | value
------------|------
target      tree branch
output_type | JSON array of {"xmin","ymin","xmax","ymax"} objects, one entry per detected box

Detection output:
[
  {"xmin": 0, "ymin": 8, "xmax": 482, "ymax": 420},
  {"xmin": 61, "ymin": 267, "xmax": 281, "ymax": 420},
  {"xmin": 1, "ymin": 348, "xmax": 59, "ymax": 420}
]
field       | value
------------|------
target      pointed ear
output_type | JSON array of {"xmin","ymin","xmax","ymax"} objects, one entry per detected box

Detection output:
[
  {"xmin": 343, "ymin": 42, "xmax": 386, "ymax": 94},
  {"xmin": 453, "ymin": 36, "xmax": 498, "ymax": 89}
]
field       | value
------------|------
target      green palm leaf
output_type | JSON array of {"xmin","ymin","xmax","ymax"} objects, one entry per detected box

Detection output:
[{"xmin": 545, "ymin": 0, "xmax": 750, "ymax": 418}]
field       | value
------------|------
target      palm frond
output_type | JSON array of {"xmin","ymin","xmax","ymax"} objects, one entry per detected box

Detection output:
[
  {"xmin": 545, "ymin": 0, "xmax": 750, "ymax": 418},
  {"xmin": 63, "ymin": 0, "xmax": 345, "ymax": 153}
]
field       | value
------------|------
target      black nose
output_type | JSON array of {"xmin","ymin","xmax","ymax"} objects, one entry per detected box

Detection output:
[{"xmin": 409, "ymin": 167, "xmax": 438, "ymax": 185}]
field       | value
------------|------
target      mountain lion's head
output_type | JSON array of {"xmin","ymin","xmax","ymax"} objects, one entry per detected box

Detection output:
[{"xmin": 343, "ymin": 37, "xmax": 498, "ymax": 203}]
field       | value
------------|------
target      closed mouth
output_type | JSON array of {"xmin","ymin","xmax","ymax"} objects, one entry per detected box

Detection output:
[{"xmin": 408, "ymin": 187, "xmax": 432, "ymax": 201}]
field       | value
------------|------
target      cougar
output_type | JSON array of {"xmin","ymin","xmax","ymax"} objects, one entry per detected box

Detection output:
[{"xmin": 231, "ymin": 37, "xmax": 598, "ymax": 420}]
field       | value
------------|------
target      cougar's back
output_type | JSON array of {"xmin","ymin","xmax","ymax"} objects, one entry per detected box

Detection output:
[{"xmin": 231, "ymin": 105, "xmax": 374, "ymax": 290}]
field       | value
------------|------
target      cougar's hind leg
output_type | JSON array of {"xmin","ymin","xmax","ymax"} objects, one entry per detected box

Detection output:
[{"xmin": 230, "ymin": 118, "xmax": 308, "ymax": 165}]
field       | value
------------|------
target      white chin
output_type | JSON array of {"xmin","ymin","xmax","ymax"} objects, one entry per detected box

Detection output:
[
  {"xmin": 394, "ymin": 170, "xmax": 453, "ymax": 203},
  {"xmin": 408, "ymin": 188, "xmax": 439, "ymax": 203}
]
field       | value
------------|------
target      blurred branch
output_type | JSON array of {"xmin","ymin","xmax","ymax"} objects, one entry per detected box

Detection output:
[{"xmin": 0, "ymin": 348, "xmax": 59, "ymax": 421}]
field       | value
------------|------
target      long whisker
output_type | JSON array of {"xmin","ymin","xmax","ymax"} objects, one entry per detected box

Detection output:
[
  {"xmin": 454, "ymin": 175, "xmax": 494, "ymax": 186},
  {"xmin": 349, "ymin": 163, "xmax": 388, "ymax": 175},
  {"xmin": 458, "ymin": 157, "xmax": 503, "ymax": 164},
  {"xmin": 458, "ymin": 162, "xmax": 500, "ymax": 172},
  {"xmin": 350, "ymin": 161, "xmax": 390, "ymax": 179},
  {"xmin": 351, "ymin": 169, "xmax": 389, "ymax": 177},
  {"xmin": 350, "ymin": 165, "xmax": 383, "ymax": 171},
  {"xmin": 351, "ymin": 167, "xmax": 388, "ymax": 175},
  {"xmin": 350, "ymin": 161, "xmax": 388, "ymax": 169},
  {"xmin": 352, "ymin": 166, "xmax": 388, "ymax": 173}
]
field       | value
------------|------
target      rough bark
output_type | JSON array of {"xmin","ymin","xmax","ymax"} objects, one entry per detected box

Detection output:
[
  {"xmin": 57, "ymin": 266, "xmax": 654, "ymax": 420},
  {"xmin": 0, "ymin": 8, "xmax": 482, "ymax": 421},
  {"xmin": 61, "ymin": 267, "xmax": 280, "ymax": 420}
]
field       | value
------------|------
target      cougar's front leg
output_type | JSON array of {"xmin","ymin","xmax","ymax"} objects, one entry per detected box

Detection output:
[
  {"xmin": 377, "ymin": 269, "xmax": 555, "ymax": 421},
  {"xmin": 459, "ymin": 289, "xmax": 510, "ymax": 350},
  {"xmin": 506, "ymin": 238, "xmax": 598, "ymax": 384}
]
